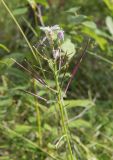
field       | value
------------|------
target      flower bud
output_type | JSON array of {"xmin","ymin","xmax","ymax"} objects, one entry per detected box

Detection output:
[
  {"xmin": 53, "ymin": 49, "xmax": 59, "ymax": 60},
  {"xmin": 57, "ymin": 30, "xmax": 64, "ymax": 40}
]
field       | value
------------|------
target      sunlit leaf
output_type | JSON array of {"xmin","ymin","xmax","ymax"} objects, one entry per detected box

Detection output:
[
  {"xmin": 103, "ymin": 0, "xmax": 113, "ymax": 11},
  {"xmin": 0, "ymin": 44, "xmax": 10, "ymax": 53},
  {"xmin": 106, "ymin": 16, "xmax": 113, "ymax": 35},
  {"xmin": 82, "ymin": 27, "xmax": 108, "ymax": 50},
  {"xmin": 35, "ymin": 0, "xmax": 48, "ymax": 6},
  {"xmin": 66, "ymin": 7, "xmax": 80, "ymax": 14},
  {"xmin": 83, "ymin": 21, "xmax": 97, "ymax": 29},
  {"xmin": 61, "ymin": 39, "xmax": 76, "ymax": 59}
]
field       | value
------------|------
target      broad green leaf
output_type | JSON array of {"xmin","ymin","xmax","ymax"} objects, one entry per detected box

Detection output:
[
  {"xmin": 103, "ymin": 0, "xmax": 113, "ymax": 11},
  {"xmin": 83, "ymin": 21, "xmax": 97, "ymax": 30},
  {"xmin": 82, "ymin": 28, "xmax": 107, "ymax": 50},
  {"xmin": 106, "ymin": 16, "xmax": 113, "ymax": 35},
  {"xmin": 94, "ymin": 29, "xmax": 112, "ymax": 40},
  {"xmin": 82, "ymin": 22, "xmax": 112, "ymax": 40},
  {"xmin": 61, "ymin": 39, "xmax": 76, "ymax": 59}
]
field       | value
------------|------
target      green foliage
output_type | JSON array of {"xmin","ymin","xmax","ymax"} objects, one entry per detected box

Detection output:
[
  {"xmin": 0, "ymin": 44, "xmax": 10, "ymax": 52},
  {"xmin": 61, "ymin": 38, "xmax": 76, "ymax": 59},
  {"xmin": 0, "ymin": 0, "xmax": 113, "ymax": 160},
  {"xmin": 106, "ymin": 16, "xmax": 113, "ymax": 36}
]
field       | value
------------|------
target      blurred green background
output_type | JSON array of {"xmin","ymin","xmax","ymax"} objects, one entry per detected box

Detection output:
[{"xmin": 0, "ymin": 0, "xmax": 113, "ymax": 160}]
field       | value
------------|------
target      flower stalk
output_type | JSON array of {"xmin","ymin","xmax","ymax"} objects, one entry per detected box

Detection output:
[{"xmin": 54, "ymin": 62, "xmax": 74, "ymax": 160}]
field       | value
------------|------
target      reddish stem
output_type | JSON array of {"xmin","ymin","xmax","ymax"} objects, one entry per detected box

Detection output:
[{"xmin": 65, "ymin": 40, "xmax": 90, "ymax": 94}]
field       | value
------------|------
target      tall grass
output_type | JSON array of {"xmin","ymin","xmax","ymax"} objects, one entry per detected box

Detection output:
[{"xmin": 1, "ymin": 0, "xmax": 113, "ymax": 160}]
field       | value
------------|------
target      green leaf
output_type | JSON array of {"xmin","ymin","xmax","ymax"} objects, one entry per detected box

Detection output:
[
  {"xmin": 83, "ymin": 21, "xmax": 97, "ymax": 30},
  {"xmin": 0, "ymin": 52, "xmax": 27, "ymax": 67},
  {"xmin": 68, "ymin": 119, "xmax": 91, "ymax": 128},
  {"xmin": 103, "ymin": 0, "xmax": 113, "ymax": 11},
  {"xmin": 14, "ymin": 124, "xmax": 32, "ymax": 134},
  {"xmin": 48, "ymin": 59, "xmax": 54, "ymax": 71},
  {"xmin": 66, "ymin": 7, "xmax": 80, "ymax": 14},
  {"xmin": 47, "ymin": 99, "xmax": 94, "ymax": 114},
  {"xmin": 35, "ymin": 0, "xmax": 48, "ymax": 6},
  {"xmin": 106, "ymin": 16, "xmax": 113, "ymax": 35},
  {"xmin": 61, "ymin": 39, "xmax": 76, "ymax": 59},
  {"xmin": 64, "ymin": 99, "xmax": 94, "ymax": 109},
  {"xmin": 83, "ymin": 22, "xmax": 111, "ymax": 39},
  {"xmin": 82, "ymin": 27, "xmax": 107, "ymax": 50},
  {"xmin": 27, "ymin": 0, "xmax": 48, "ymax": 7},
  {"xmin": 0, "ymin": 99, "xmax": 13, "ymax": 107},
  {"xmin": 68, "ymin": 15, "xmax": 87, "ymax": 25},
  {"xmin": 13, "ymin": 7, "xmax": 28, "ymax": 15},
  {"xmin": 0, "ymin": 44, "xmax": 10, "ymax": 52}
]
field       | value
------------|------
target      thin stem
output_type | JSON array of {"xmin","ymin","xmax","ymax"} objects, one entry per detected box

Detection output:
[
  {"xmin": 54, "ymin": 62, "xmax": 75, "ymax": 160},
  {"xmin": 1, "ymin": 0, "xmax": 37, "ymax": 61},
  {"xmin": 37, "ymin": 5, "xmax": 45, "ymax": 27},
  {"xmin": 65, "ymin": 39, "xmax": 90, "ymax": 94},
  {"xmin": 1, "ymin": 0, "xmax": 50, "ymax": 87}
]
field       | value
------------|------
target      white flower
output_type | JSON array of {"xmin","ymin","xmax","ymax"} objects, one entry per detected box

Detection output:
[
  {"xmin": 40, "ymin": 25, "xmax": 64, "ymax": 42},
  {"xmin": 50, "ymin": 25, "xmax": 60, "ymax": 31},
  {"xmin": 40, "ymin": 25, "xmax": 64, "ymax": 33},
  {"xmin": 40, "ymin": 25, "xmax": 60, "ymax": 32},
  {"xmin": 40, "ymin": 26, "xmax": 51, "ymax": 32}
]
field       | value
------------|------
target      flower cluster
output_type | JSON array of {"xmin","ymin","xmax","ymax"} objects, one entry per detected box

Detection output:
[
  {"xmin": 39, "ymin": 25, "xmax": 64, "ymax": 60},
  {"xmin": 40, "ymin": 25, "xmax": 64, "ymax": 41}
]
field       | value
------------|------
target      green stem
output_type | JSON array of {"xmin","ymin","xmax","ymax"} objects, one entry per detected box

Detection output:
[
  {"xmin": 54, "ymin": 63, "xmax": 74, "ymax": 160},
  {"xmin": 1, "ymin": 0, "xmax": 37, "ymax": 61}
]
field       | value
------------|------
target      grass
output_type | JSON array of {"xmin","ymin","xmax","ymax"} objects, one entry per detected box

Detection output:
[{"xmin": 0, "ymin": 0, "xmax": 113, "ymax": 160}]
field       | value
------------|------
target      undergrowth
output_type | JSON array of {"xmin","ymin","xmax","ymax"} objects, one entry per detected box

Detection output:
[{"xmin": 0, "ymin": 0, "xmax": 113, "ymax": 160}]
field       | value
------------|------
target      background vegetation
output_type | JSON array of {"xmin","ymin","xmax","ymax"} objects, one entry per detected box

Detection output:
[{"xmin": 0, "ymin": 0, "xmax": 113, "ymax": 159}]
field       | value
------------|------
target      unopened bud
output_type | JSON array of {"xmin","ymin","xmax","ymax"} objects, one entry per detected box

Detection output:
[
  {"xmin": 53, "ymin": 49, "xmax": 59, "ymax": 60},
  {"xmin": 57, "ymin": 30, "xmax": 64, "ymax": 40}
]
